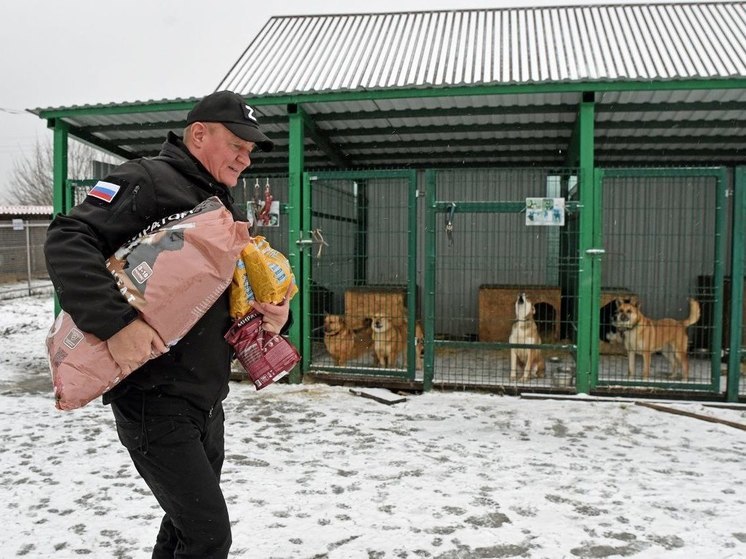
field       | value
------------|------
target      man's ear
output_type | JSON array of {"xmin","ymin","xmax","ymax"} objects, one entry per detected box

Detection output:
[{"xmin": 186, "ymin": 122, "xmax": 208, "ymax": 147}]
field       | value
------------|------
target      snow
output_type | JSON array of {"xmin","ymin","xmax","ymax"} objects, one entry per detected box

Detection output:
[{"xmin": 2, "ymin": 293, "xmax": 746, "ymax": 559}]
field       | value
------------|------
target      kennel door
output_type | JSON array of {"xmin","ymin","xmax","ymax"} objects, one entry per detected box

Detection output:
[
  {"xmin": 422, "ymin": 168, "xmax": 583, "ymax": 392},
  {"xmin": 596, "ymin": 167, "xmax": 728, "ymax": 395},
  {"xmin": 300, "ymin": 170, "xmax": 420, "ymax": 381}
]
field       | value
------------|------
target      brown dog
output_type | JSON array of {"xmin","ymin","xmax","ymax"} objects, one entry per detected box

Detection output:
[
  {"xmin": 509, "ymin": 293, "xmax": 545, "ymax": 381},
  {"xmin": 613, "ymin": 297, "xmax": 700, "ymax": 380},
  {"xmin": 414, "ymin": 320, "xmax": 424, "ymax": 370},
  {"xmin": 371, "ymin": 315, "xmax": 407, "ymax": 368},
  {"xmin": 323, "ymin": 314, "xmax": 373, "ymax": 366}
]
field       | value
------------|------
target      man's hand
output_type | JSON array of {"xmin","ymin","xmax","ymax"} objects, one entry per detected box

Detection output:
[
  {"xmin": 251, "ymin": 285, "xmax": 292, "ymax": 334},
  {"xmin": 106, "ymin": 318, "xmax": 168, "ymax": 375}
]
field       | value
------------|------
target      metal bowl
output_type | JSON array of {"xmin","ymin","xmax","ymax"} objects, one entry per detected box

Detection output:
[{"xmin": 552, "ymin": 366, "xmax": 575, "ymax": 387}]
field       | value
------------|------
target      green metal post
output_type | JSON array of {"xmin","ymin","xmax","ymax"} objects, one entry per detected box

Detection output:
[
  {"xmin": 707, "ymin": 170, "xmax": 728, "ymax": 390},
  {"xmin": 301, "ymin": 172, "xmax": 313, "ymax": 380},
  {"xmin": 354, "ymin": 180, "xmax": 368, "ymax": 286},
  {"xmin": 423, "ymin": 170, "xmax": 437, "ymax": 391},
  {"xmin": 287, "ymin": 104, "xmax": 305, "ymax": 383},
  {"xmin": 575, "ymin": 97, "xmax": 596, "ymax": 394},
  {"xmin": 52, "ymin": 120, "xmax": 69, "ymax": 316},
  {"xmin": 588, "ymin": 168, "xmax": 604, "ymax": 388},
  {"xmin": 728, "ymin": 167, "xmax": 745, "ymax": 402},
  {"xmin": 405, "ymin": 170, "xmax": 418, "ymax": 380},
  {"xmin": 587, "ymin": 108, "xmax": 603, "ymax": 392},
  {"xmin": 52, "ymin": 120, "xmax": 69, "ymax": 216}
]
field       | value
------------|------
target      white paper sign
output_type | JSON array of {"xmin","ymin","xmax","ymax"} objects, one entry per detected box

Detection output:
[{"xmin": 526, "ymin": 197, "xmax": 565, "ymax": 226}]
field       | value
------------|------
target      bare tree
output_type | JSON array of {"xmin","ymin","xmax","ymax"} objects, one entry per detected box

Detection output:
[{"xmin": 5, "ymin": 137, "xmax": 119, "ymax": 205}]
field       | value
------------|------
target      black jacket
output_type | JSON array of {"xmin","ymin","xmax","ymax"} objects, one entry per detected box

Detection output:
[{"xmin": 45, "ymin": 133, "xmax": 246, "ymax": 411}]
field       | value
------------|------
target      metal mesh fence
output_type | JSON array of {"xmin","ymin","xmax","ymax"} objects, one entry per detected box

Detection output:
[
  {"xmin": 0, "ymin": 221, "xmax": 51, "ymax": 298},
  {"xmin": 598, "ymin": 172, "xmax": 722, "ymax": 389},
  {"xmin": 0, "ymin": 222, "xmax": 49, "ymax": 278},
  {"xmin": 308, "ymin": 174, "xmax": 414, "ymax": 377},
  {"xmin": 429, "ymin": 168, "xmax": 580, "ymax": 390},
  {"xmin": 302, "ymin": 168, "xmax": 583, "ymax": 390}
]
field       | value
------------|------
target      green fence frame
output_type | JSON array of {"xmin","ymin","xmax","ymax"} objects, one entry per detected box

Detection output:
[
  {"xmin": 729, "ymin": 167, "xmax": 745, "ymax": 402},
  {"xmin": 300, "ymin": 169, "xmax": 419, "ymax": 380},
  {"xmin": 592, "ymin": 167, "xmax": 728, "ymax": 394},
  {"xmin": 423, "ymin": 168, "xmax": 583, "ymax": 391}
]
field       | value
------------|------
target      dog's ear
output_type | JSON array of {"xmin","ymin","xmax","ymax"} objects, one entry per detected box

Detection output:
[
  {"xmin": 626, "ymin": 297, "xmax": 639, "ymax": 308},
  {"xmin": 618, "ymin": 295, "xmax": 639, "ymax": 306}
]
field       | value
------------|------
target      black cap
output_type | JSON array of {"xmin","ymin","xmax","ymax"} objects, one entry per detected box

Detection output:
[{"xmin": 186, "ymin": 91, "xmax": 274, "ymax": 152}]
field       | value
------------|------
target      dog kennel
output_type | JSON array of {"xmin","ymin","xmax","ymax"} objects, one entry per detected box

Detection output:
[{"xmin": 253, "ymin": 164, "xmax": 741, "ymax": 400}]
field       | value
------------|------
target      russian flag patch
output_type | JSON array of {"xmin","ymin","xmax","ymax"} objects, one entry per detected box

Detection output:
[{"xmin": 88, "ymin": 180, "xmax": 121, "ymax": 203}]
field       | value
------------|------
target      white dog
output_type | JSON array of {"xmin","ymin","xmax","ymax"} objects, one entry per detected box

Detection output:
[{"xmin": 509, "ymin": 293, "xmax": 546, "ymax": 381}]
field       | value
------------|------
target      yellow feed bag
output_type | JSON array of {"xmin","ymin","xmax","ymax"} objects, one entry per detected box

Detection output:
[{"xmin": 230, "ymin": 236, "xmax": 298, "ymax": 319}]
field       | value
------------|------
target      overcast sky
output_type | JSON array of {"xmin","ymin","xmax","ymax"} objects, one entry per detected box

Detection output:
[{"xmin": 0, "ymin": 0, "xmax": 703, "ymax": 203}]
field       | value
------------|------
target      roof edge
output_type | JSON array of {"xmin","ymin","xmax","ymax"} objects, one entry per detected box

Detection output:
[{"xmin": 31, "ymin": 77, "xmax": 746, "ymax": 119}]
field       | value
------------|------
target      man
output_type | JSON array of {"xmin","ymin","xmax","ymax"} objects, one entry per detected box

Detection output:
[{"xmin": 44, "ymin": 90, "xmax": 289, "ymax": 558}]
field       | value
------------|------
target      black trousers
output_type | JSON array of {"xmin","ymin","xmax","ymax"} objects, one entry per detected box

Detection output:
[{"xmin": 111, "ymin": 391, "xmax": 231, "ymax": 559}]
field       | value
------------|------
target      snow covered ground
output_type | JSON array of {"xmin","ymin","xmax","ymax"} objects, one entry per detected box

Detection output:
[{"xmin": 2, "ymin": 293, "xmax": 746, "ymax": 559}]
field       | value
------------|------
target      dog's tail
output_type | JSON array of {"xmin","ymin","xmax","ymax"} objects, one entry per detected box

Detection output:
[{"xmin": 682, "ymin": 298, "xmax": 701, "ymax": 327}]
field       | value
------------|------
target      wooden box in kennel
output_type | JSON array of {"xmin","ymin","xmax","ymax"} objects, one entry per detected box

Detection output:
[
  {"xmin": 345, "ymin": 286, "xmax": 408, "ymax": 330},
  {"xmin": 478, "ymin": 285, "xmax": 561, "ymax": 342}
]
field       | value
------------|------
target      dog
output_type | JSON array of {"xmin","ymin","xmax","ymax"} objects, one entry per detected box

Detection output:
[
  {"xmin": 613, "ymin": 297, "xmax": 700, "ymax": 380},
  {"xmin": 600, "ymin": 297, "xmax": 629, "ymax": 346},
  {"xmin": 323, "ymin": 314, "xmax": 373, "ymax": 366},
  {"xmin": 371, "ymin": 315, "xmax": 408, "ymax": 368},
  {"xmin": 509, "ymin": 293, "xmax": 545, "ymax": 381},
  {"xmin": 414, "ymin": 320, "xmax": 424, "ymax": 370}
]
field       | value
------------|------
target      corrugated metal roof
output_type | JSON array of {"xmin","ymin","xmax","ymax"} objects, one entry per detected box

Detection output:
[
  {"xmin": 0, "ymin": 206, "xmax": 53, "ymax": 216},
  {"xmin": 28, "ymin": 2, "xmax": 746, "ymax": 172},
  {"xmin": 218, "ymin": 2, "xmax": 746, "ymax": 95}
]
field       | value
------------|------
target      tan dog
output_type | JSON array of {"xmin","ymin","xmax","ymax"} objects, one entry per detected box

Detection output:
[
  {"xmin": 613, "ymin": 297, "xmax": 700, "ymax": 380},
  {"xmin": 509, "ymin": 293, "xmax": 545, "ymax": 381},
  {"xmin": 371, "ymin": 315, "xmax": 407, "ymax": 368},
  {"xmin": 415, "ymin": 320, "xmax": 424, "ymax": 370},
  {"xmin": 323, "ymin": 314, "xmax": 373, "ymax": 366}
]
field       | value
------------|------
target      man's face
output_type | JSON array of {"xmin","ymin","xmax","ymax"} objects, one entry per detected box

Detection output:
[{"xmin": 193, "ymin": 123, "xmax": 256, "ymax": 187}]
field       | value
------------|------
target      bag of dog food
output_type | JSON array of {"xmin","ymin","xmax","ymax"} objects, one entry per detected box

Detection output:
[
  {"xmin": 229, "ymin": 236, "xmax": 298, "ymax": 319},
  {"xmin": 224, "ymin": 311, "xmax": 300, "ymax": 390},
  {"xmin": 48, "ymin": 196, "xmax": 251, "ymax": 410},
  {"xmin": 47, "ymin": 311, "xmax": 125, "ymax": 411}
]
